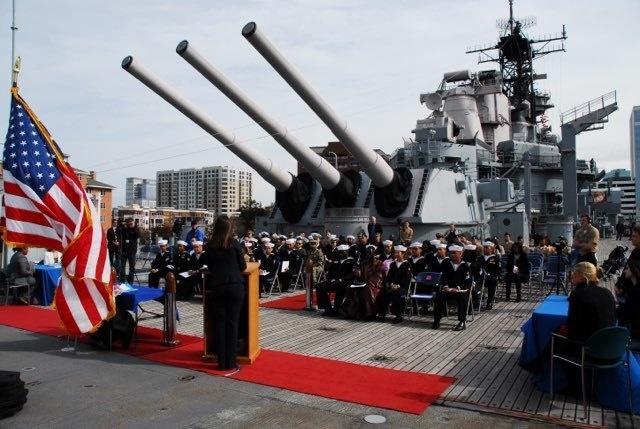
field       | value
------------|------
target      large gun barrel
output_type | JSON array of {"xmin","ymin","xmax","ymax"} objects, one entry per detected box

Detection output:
[
  {"xmin": 242, "ymin": 22, "xmax": 412, "ymax": 218},
  {"xmin": 176, "ymin": 41, "xmax": 361, "ymax": 207},
  {"xmin": 121, "ymin": 56, "xmax": 312, "ymax": 222}
]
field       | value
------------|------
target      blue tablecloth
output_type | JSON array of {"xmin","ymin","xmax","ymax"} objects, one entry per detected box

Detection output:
[
  {"xmin": 35, "ymin": 265, "xmax": 62, "ymax": 306},
  {"xmin": 519, "ymin": 295, "xmax": 640, "ymax": 413},
  {"xmin": 117, "ymin": 286, "xmax": 165, "ymax": 314}
]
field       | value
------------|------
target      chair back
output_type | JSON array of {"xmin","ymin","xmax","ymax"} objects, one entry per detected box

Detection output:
[
  {"xmin": 528, "ymin": 253, "xmax": 544, "ymax": 270},
  {"xmin": 585, "ymin": 326, "xmax": 630, "ymax": 361},
  {"xmin": 415, "ymin": 271, "xmax": 441, "ymax": 287}
]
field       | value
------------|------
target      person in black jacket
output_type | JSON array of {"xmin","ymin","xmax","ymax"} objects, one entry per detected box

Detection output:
[
  {"xmin": 119, "ymin": 218, "xmax": 140, "ymax": 284},
  {"xmin": 148, "ymin": 240, "xmax": 173, "ymax": 288},
  {"xmin": 204, "ymin": 215, "xmax": 247, "ymax": 373},
  {"xmin": 504, "ymin": 242, "xmax": 529, "ymax": 302},
  {"xmin": 480, "ymin": 241, "xmax": 501, "ymax": 310},
  {"xmin": 555, "ymin": 262, "xmax": 616, "ymax": 361}
]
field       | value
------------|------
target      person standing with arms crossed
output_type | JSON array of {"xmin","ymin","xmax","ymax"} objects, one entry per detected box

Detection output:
[{"xmin": 204, "ymin": 215, "xmax": 247, "ymax": 373}]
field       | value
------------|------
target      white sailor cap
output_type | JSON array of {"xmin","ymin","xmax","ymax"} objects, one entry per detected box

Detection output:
[
  {"xmin": 383, "ymin": 240, "xmax": 393, "ymax": 246},
  {"xmin": 259, "ymin": 231, "xmax": 270, "ymax": 238},
  {"xmin": 410, "ymin": 242, "xmax": 422, "ymax": 248},
  {"xmin": 464, "ymin": 244, "xmax": 476, "ymax": 251},
  {"xmin": 310, "ymin": 232, "xmax": 321, "ymax": 238},
  {"xmin": 430, "ymin": 239, "xmax": 441, "ymax": 246},
  {"xmin": 435, "ymin": 243, "xmax": 447, "ymax": 249},
  {"xmin": 177, "ymin": 240, "xmax": 187, "ymax": 246},
  {"xmin": 482, "ymin": 240, "xmax": 495, "ymax": 247},
  {"xmin": 244, "ymin": 242, "xmax": 253, "ymax": 248},
  {"xmin": 278, "ymin": 235, "xmax": 287, "ymax": 240},
  {"xmin": 448, "ymin": 245, "xmax": 464, "ymax": 252},
  {"xmin": 330, "ymin": 235, "xmax": 339, "ymax": 241},
  {"xmin": 249, "ymin": 237, "xmax": 258, "ymax": 242},
  {"xmin": 157, "ymin": 240, "xmax": 168, "ymax": 246},
  {"xmin": 193, "ymin": 241, "xmax": 203, "ymax": 246},
  {"xmin": 264, "ymin": 243, "xmax": 275, "ymax": 248},
  {"xmin": 366, "ymin": 244, "xmax": 378, "ymax": 250},
  {"xmin": 394, "ymin": 245, "xmax": 407, "ymax": 252},
  {"xmin": 285, "ymin": 238, "xmax": 296, "ymax": 244},
  {"xmin": 261, "ymin": 237, "xmax": 271, "ymax": 243},
  {"xmin": 337, "ymin": 244, "xmax": 350, "ymax": 251},
  {"xmin": 346, "ymin": 235, "xmax": 355, "ymax": 240}
]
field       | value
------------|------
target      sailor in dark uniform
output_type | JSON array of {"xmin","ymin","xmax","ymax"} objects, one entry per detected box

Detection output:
[
  {"xmin": 259, "ymin": 242, "xmax": 279, "ymax": 296},
  {"xmin": 346, "ymin": 235, "xmax": 359, "ymax": 260},
  {"xmin": 276, "ymin": 238, "xmax": 299, "ymax": 292},
  {"xmin": 377, "ymin": 245, "xmax": 412, "ymax": 323},
  {"xmin": 432, "ymin": 245, "xmax": 473, "ymax": 331},
  {"xmin": 172, "ymin": 240, "xmax": 191, "ymax": 298},
  {"xmin": 427, "ymin": 242, "xmax": 450, "ymax": 272},
  {"xmin": 148, "ymin": 240, "xmax": 174, "ymax": 288},
  {"xmin": 316, "ymin": 244, "xmax": 355, "ymax": 316},
  {"xmin": 178, "ymin": 240, "xmax": 207, "ymax": 299},
  {"xmin": 463, "ymin": 243, "xmax": 483, "ymax": 312},
  {"xmin": 480, "ymin": 240, "xmax": 501, "ymax": 310},
  {"xmin": 408, "ymin": 241, "xmax": 428, "ymax": 276},
  {"xmin": 379, "ymin": 240, "xmax": 394, "ymax": 261}
]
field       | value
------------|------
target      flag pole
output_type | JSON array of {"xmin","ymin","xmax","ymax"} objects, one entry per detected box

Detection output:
[{"xmin": 11, "ymin": 0, "xmax": 19, "ymax": 87}]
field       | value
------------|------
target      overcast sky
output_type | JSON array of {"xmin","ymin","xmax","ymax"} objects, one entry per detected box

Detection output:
[{"xmin": 1, "ymin": 0, "xmax": 638, "ymax": 207}]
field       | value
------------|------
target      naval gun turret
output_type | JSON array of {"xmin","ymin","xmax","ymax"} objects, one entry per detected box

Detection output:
[
  {"xmin": 242, "ymin": 22, "xmax": 412, "ymax": 218},
  {"xmin": 121, "ymin": 56, "xmax": 312, "ymax": 223},
  {"xmin": 175, "ymin": 40, "xmax": 361, "ymax": 209}
]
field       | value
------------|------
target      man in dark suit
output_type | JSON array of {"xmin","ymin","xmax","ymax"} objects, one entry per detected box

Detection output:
[
  {"xmin": 316, "ymin": 245, "xmax": 355, "ymax": 316},
  {"xmin": 119, "ymin": 218, "xmax": 140, "ymax": 284},
  {"xmin": 276, "ymin": 238, "xmax": 299, "ymax": 292},
  {"xmin": 367, "ymin": 216, "xmax": 383, "ymax": 240},
  {"xmin": 106, "ymin": 219, "xmax": 120, "ymax": 268},
  {"xmin": 7, "ymin": 246, "xmax": 37, "ymax": 305}
]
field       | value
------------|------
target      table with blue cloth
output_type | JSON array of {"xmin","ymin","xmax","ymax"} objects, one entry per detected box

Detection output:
[
  {"xmin": 519, "ymin": 295, "xmax": 640, "ymax": 413},
  {"xmin": 35, "ymin": 264, "xmax": 62, "ymax": 306},
  {"xmin": 117, "ymin": 286, "xmax": 165, "ymax": 315}
]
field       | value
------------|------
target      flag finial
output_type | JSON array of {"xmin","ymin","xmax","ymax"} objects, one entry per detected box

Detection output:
[{"xmin": 12, "ymin": 56, "xmax": 21, "ymax": 87}]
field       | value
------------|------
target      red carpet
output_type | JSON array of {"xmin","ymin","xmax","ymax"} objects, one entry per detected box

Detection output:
[
  {"xmin": 260, "ymin": 293, "xmax": 314, "ymax": 310},
  {"xmin": 0, "ymin": 305, "xmax": 455, "ymax": 414}
]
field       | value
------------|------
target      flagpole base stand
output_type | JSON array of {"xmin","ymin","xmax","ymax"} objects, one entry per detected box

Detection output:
[{"xmin": 162, "ymin": 339, "xmax": 181, "ymax": 347}]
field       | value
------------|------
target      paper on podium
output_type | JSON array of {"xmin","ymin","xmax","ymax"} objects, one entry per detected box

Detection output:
[
  {"xmin": 179, "ymin": 271, "xmax": 191, "ymax": 278},
  {"xmin": 350, "ymin": 282, "xmax": 366, "ymax": 288},
  {"xmin": 281, "ymin": 261, "xmax": 290, "ymax": 272}
]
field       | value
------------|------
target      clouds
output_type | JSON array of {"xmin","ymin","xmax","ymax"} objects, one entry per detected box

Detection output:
[{"xmin": 1, "ymin": 0, "xmax": 638, "ymax": 207}]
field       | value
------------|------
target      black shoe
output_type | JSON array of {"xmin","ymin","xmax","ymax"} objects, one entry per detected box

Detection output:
[
  {"xmin": 392, "ymin": 316, "xmax": 403, "ymax": 324},
  {"xmin": 224, "ymin": 365, "xmax": 242, "ymax": 377},
  {"xmin": 515, "ymin": 297, "xmax": 522, "ymax": 303},
  {"xmin": 321, "ymin": 309, "xmax": 332, "ymax": 317},
  {"xmin": 505, "ymin": 297, "xmax": 511, "ymax": 302},
  {"xmin": 454, "ymin": 321, "xmax": 466, "ymax": 331},
  {"xmin": 431, "ymin": 321, "xmax": 440, "ymax": 330},
  {"xmin": 485, "ymin": 303, "xmax": 493, "ymax": 310},
  {"xmin": 376, "ymin": 315, "xmax": 386, "ymax": 322}
]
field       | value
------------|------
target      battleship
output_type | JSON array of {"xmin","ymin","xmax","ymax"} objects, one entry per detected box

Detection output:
[{"xmin": 122, "ymin": 0, "xmax": 618, "ymax": 242}]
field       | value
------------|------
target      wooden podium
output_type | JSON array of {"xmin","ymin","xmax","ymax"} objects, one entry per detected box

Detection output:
[{"xmin": 202, "ymin": 262, "xmax": 261, "ymax": 364}]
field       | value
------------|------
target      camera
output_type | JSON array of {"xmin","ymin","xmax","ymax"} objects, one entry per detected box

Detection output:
[{"xmin": 553, "ymin": 236, "xmax": 567, "ymax": 253}]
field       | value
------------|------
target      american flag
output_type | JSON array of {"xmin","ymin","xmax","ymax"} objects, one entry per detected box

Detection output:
[{"xmin": 2, "ymin": 88, "xmax": 115, "ymax": 335}]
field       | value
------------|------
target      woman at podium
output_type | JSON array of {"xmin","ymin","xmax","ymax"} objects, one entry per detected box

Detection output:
[{"xmin": 204, "ymin": 215, "xmax": 247, "ymax": 372}]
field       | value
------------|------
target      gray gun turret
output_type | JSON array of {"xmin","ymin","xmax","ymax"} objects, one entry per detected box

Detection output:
[
  {"xmin": 176, "ymin": 40, "xmax": 361, "ymax": 208},
  {"xmin": 242, "ymin": 22, "xmax": 412, "ymax": 218},
  {"xmin": 121, "ymin": 55, "xmax": 312, "ymax": 223}
]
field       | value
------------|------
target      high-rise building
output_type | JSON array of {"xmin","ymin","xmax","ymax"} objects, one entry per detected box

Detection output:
[
  {"xmin": 156, "ymin": 166, "xmax": 252, "ymax": 217},
  {"xmin": 631, "ymin": 106, "xmax": 640, "ymax": 218},
  {"xmin": 126, "ymin": 177, "xmax": 157, "ymax": 208}
]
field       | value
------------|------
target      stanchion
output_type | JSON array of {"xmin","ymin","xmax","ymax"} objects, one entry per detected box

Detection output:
[
  {"xmin": 162, "ymin": 272, "xmax": 180, "ymax": 346},
  {"xmin": 304, "ymin": 260, "xmax": 315, "ymax": 311}
]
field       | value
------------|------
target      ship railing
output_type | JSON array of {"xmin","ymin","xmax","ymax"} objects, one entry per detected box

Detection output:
[
  {"xmin": 560, "ymin": 91, "xmax": 617, "ymax": 125},
  {"xmin": 496, "ymin": 151, "xmax": 561, "ymax": 168}
]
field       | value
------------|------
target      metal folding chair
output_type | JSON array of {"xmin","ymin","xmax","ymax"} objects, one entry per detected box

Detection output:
[{"xmin": 406, "ymin": 271, "xmax": 441, "ymax": 319}]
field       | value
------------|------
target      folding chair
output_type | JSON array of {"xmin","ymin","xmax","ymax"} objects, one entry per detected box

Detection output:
[
  {"xmin": 550, "ymin": 326, "xmax": 634, "ymax": 422},
  {"xmin": 267, "ymin": 262, "xmax": 282, "ymax": 296},
  {"xmin": 406, "ymin": 272, "xmax": 441, "ymax": 319},
  {"xmin": 527, "ymin": 252, "xmax": 545, "ymax": 298},
  {"xmin": 1, "ymin": 270, "xmax": 31, "ymax": 306},
  {"xmin": 469, "ymin": 273, "xmax": 485, "ymax": 318}
]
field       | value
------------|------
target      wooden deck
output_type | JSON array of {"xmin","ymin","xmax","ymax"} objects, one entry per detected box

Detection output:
[{"xmin": 137, "ymin": 238, "xmax": 638, "ymax": 428}]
